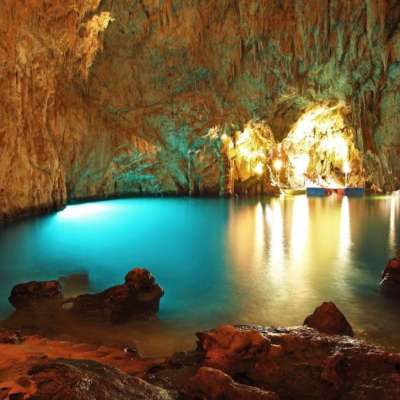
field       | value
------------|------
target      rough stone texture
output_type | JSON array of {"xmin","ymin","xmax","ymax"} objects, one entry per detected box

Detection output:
[
  {"xmin": 184, "ymin": 366, "xmax": 280, "ymax": 400},
  {"xmin": 380, "ymin": 254, "xmax": 400, "ymax": 298},
  {"xmin": 196, "ymin": 324, "xmax": 271, "ymax": 375},
  {"xmin": 8, "ymin": 268, "xmax": 163, "ymax": 323},
  {"xmin": 8, "ymin": 280, "xmax": 62, "ymax": 310},
  {"xmin": 303, "ymin": 301, "xmax": 354, "ymax": 336},
  {"xmin": 0, "ymin": 328, "xmax": 164, "ymax": 385},
  {"xmin": 1, "ymin": 323, "xmax": 400, "ymax": 400},
  {"xmin": 67, "ymin": 268, "xmax": 164, "ymax": 323},
  {"xmin": 0, "ymin": 329, "xmax": 23, "ymax": 344},
  {"xmin": 27, "ymin": 359, "xmax": 174, "ymax": 400},
  {"xmin": 1, "ymin": 1, "xmax": 400, "ymax": 221},
  {"xmin": 194, "ymin": 325, "xmax": 400, "ymax": 400}
]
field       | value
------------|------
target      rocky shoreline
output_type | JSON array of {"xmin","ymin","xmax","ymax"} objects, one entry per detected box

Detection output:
[
  {"xmin": 1, "ymin": 319, "xmax": 399, "ymax": 399},
  {"xmin": 1, "ymin": 268, "xmax": 400, "ymax": 399}
]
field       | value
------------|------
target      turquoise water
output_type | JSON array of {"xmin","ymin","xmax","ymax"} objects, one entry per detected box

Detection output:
[{"xmin": 0, "ymin": 195, "xmax": 399, "ymax": 355}]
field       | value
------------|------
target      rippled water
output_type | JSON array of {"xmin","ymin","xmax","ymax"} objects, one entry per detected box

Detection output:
[{"xmin": 0, "ymin": 195, "xmax": 399, "ymax": 355}]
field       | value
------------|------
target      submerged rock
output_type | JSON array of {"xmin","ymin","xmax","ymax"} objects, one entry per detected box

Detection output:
[
  {"xmin": 303, "ymin": 301, "xmax": 354, "ymax": 336},
  {"xmin": 8, "ymin": 268, "xmax": 163, "ymax": 324},
  {"xmin": 184, "ymin": 367, "xmax": 279, "ymax": 400},
  {"xmin": 69, "ymin": 268, "xmax": 164, "ymax": 323},
  {"xmin": 380, "ymin": 253, "xmax": 400, "ymax": 298},
  {"xmin": 28, "ymin": 359, "xmax": 174, "ymax": 400},
  {"xmin": 8, "ymin": 280, "xmax": 62, "ymax": 310}
]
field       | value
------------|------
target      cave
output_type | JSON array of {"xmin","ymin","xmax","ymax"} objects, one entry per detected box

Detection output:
[{"xmin": 1, "ymin": 1, "xmax": 400, "ymax": 399}]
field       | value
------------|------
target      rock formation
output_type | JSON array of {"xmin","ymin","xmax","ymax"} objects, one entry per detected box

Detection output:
[
  {"xmin": 303, "ymin": 301, "xmax": 354, "ymax": 336},
  {"xmin": 8, "ymin": 268, "xmax": 164, "ymax": 324},
  {"xmin": 192, "ymin": 325, "xmax": 400, "ymax": 399},
  {"xmin": 9, "ymin": 280, "xmax": 63, "ymax": 310},
  {"xmin": 380, "ymin": 252, "xmax": 400, "ymax": 298},
  {"xmin": 184, "ymin": 367, "xmax": 279, "ymax": 400},
  {"xmin": 1, "ymin": 0, "xmax": 400, "ymax": 221},
  {"xmin": 28, "ymin": 359, "xmax": 174, "ymax": 400},
  {"xmin": 1, "ymin": 304, "xmax": 400, "ymax": 399},
  {"xmin": 68, "ymin": 268, "xmax": 164, "ymax": 323}
]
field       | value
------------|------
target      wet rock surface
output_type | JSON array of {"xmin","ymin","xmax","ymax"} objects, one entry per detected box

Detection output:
[
  {"xmin": 8, "ymin": 281, "xmax": 62, "ymax": 310},
  {"xmin": 380, "ymin": 254, "xmax": 400, "ymax": 298},
  {"xmin": 184, "ymin": 366, "xmax": 280, "ymax": 400},
  {"xmin": 303, "ymin": 301, "xmax": 354, "ymax": 336},
  {"xmin": 192, "ymin": 324, "xmax": 400, "ymax": 400},
  {"xmin": 0, "ymin": 329, "xmax": 23, "ymax": 344},
  {"xmin": 27, "ymin": 359, "xmax": 174, "ymax": 400},
  {"xmin": 1, "ymin": 315, "xmax": 400, "ymax": 399},
  {"xmin": 196, "ymin": 324, "xmax": 271, "ymax": 375},
  {"xmin": 68, "ymin": 268, "xmax": 164, "ymax": 323},
  {"xmin": 0, "ymin": 328, "xmax": 166, "ymax": 399},
  {"xmin": 8, "ymin": 269, "xmax": 164, "ymax": 324}
]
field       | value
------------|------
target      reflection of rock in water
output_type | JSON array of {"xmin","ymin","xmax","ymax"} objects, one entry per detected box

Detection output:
[{"xmin": 58, "ymin": 273, "xmax": 89, "ymax": 298}]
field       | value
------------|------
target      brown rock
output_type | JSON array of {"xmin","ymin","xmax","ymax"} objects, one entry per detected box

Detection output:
[
  {"xmin": 196, "ymin": 325, "xmax": 271, "ymax": 375},
  {"xmin": 380, "ymin": 275, "xmax": 400, "ymax": 298},
  {"xmin": 125, "ymin": 268, "xmax": 156, "ymax": 289},
  {"xmin": 193, "ymin": 325, "xmax": 400, "ymax": 400},
  {"xmin": 0, "ymin": 328, "xmax": 23, "ymax": 344},
  {"xmin": 184, "ymin": 367, "xmax": 279, "ymax": 400},
  {"xmin": 28, "ymin": 359, "xmax": 174, "ymax": 400},
  {"xmin": 380, "ymin": 254, "xmax": 400, "ymax": 298},
  {"xmin": 70, "ymin": 268, "xmax": 164, "ymax": 323},
  {"xmin": 8, "ymin": 280, "xmax": 62, "ymax": 310},
  {"xmin": 303, "ymin": 302, "xmax": 354, "ymax": 336}
]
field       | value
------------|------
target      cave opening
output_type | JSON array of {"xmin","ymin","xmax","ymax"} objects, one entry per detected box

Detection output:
[
  {"xmin": 280, "ymin": 102, "xmax": 365, "ymax": 190},
  {"xmin": 221, "ymin": 102, "xmax": 365, "ymax": 194}
]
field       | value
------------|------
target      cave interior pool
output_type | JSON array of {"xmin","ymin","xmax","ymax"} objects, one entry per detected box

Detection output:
[{"xmin": 0, "ymin": 195, "xmax": 399, "ymax": 356}]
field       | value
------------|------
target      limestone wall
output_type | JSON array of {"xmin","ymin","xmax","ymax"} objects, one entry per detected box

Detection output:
[{"xmin": 1, "ymin": 0, "xmax": 400, "ymax": 220}]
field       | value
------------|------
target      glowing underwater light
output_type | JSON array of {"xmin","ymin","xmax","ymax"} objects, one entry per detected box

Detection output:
[{"xmin": 57, "ymin": 203, "xmax": 110, "ymax": 219}]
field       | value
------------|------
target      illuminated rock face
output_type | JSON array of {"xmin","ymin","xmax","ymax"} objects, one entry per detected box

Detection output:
[{"xmin": 1, "ymin": 1, "xmax": 400, "ymax": 220}]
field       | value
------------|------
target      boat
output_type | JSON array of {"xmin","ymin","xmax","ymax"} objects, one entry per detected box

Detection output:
[
  {"xmin": 344, "ymin": 187, "xmax": 365, "ymax": 197},
  {"xmin": 306, "ymin": 187, "xmax": 329, "ymax": 197},
  {"xmin": 283, "ymin": 188, "xmax": 306, "ymax": 196}
]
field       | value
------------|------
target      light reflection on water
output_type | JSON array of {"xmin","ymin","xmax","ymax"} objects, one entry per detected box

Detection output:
[{"xmin": 0, "ymin": 195, "xmax": 399, "ymax": 356}]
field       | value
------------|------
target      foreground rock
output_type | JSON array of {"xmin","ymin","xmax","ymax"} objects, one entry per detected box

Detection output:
[
  {"xmin": 0, "ymin": 328, "xmax": 165, "ymax": 398},
  {"xmin": 8, "ymin": 268, "xmax": 164, "ymax": 324},
  {"xmin": 380, "ymin": 252, "xmax": 400, "ymax": 298},
  {"xmin": 1, "ymin": 315, "xmax": 400, "ymax": 399},
  {"xmin": 303, "ymin": 301, "xmax": 354, "ymax": 336},
  {"xmin": 184, "ymin": 367, "xmax": 279, "ymax": 400},
  {"xmin": 67, "ymin": 268, "xmax": 164, "ymax": 323},
  {"xmin": 0, "ymin": 328, "xmax": 23, "ymax": 344},
  {"xmin": 8, "ymin": 280, "xmax": 62, "ymax": 310},
  {"xmin": 28, "ymin": 359, "xmax": 173, "ymax": 400},
  {"xmin": 194, "ymin": 325, "xmax": 400, "ymax": 399}
]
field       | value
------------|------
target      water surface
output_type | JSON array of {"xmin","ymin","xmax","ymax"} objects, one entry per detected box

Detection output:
[{"xmin": 0, "ymin": 195, "xmax": 399, "ymax": 355}]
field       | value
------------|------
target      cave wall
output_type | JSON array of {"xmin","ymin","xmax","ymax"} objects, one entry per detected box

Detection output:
[{"xmin": 1, "ymin": 0, "xmax": 400, "ymax": 221}]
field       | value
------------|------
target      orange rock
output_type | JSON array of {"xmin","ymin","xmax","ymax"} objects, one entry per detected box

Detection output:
[
  {"xmin": 185, "ymin": 367, "xmax": 280, "ymax": 400},
  {"xmin": 303, "ymin": 302, "xmax": 354, "ymax": 336},
  {"xmin": 197, "ymin": 325, "xmax": 271, "ymax": 374}
]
